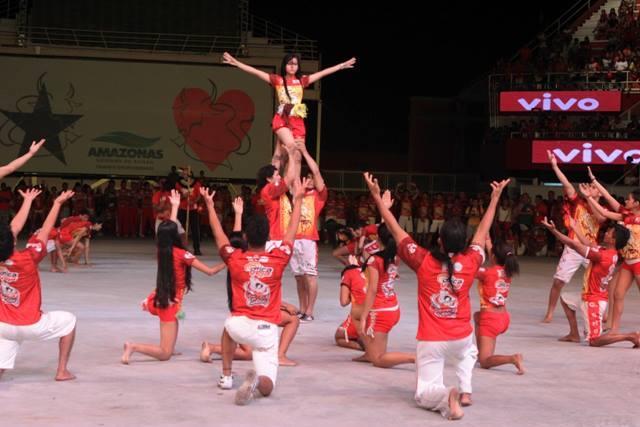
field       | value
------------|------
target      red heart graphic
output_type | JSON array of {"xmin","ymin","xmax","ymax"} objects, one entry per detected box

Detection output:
[{"xmin": 173, "ymin": 87, "xmax": 255, "ymax": 171}]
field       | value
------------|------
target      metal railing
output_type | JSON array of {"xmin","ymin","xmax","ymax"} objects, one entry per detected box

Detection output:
[
  {"xmin": 509, "ymin": 130, "xmax": 636, "ymax": 139},
  {"xmin": 249, "ymin": 15, "xmax": 318, "ymax": 59},
  {"xmin": 0, "ymin": 24, "xmax": 319, "ymax": 58},
  {"xmin": 510, "ymin": 0, "xmax": 604, "ymax": 62},
  {"xmin": 0, "ymin": 0, "xmax": 20, "ymax": 19}
]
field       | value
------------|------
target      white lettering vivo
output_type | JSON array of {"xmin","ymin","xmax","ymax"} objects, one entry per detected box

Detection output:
[
  {"xmin": 552, "ymin": 143, "xmax": 640, "ymax": 164},
  {"xmin": 517, "ymin": 93, "xmax": 600, "ymax": 111}
]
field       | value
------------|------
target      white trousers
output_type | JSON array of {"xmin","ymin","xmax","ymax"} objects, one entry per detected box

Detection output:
[{"xmin": 415, "ymin": 334, "xmax": 477, "ymax": 418}]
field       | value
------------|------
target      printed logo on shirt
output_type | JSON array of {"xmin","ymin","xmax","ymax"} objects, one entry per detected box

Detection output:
[
  {"xmin": 244, "ymin": 276, "xmax": 270, "ymax": 307},
  {"xmin": 437, "ymin": 273, "xmax": 464, "ymax": 291},
  {"xmin": 244, "ymin": 258, "xmax": 274, "ymax": 279},
  {"xmin": 407, "ymin": 243, "xmax": 417, "ymax": 254},
  {"xmin": 381, "ymin": 265, "xmax": 399, "ymax": 298},
  {"xmin": 225, "ymin": 246, "xmax": 235, "ymax": 254},
  {"xmin": 489, "ymin": 293, "xmax": 506, "ymax": 306},
  {"xmin": 495, "ymin": 279, "xmax": 509, "ymax": 293},
  {"xmin": 429, "ymin": 289, "xmax": 458, "ymax": 318},
  {"xmin": 184, "ymin": 252, "xmax": 195, "ymax": 259},
  {"xmin": 0, "ymin": 267, "xmax": 20, "ymax": 307},
  {"xmin": 26, "ymin": 242, "xmax": 43, "ymax": 252}
]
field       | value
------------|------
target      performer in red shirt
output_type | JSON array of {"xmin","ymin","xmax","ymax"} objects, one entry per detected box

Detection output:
[
  {"xmin": 474, "ymin": 238, "xmax": 523, "ymax": 374},
  {"xmin": 0, "ymin": 187, "xmax": 76, "ymax": 381},
  {"xmin": 365, "ymin": 172, "xmax": 508, "ymax": 420},
  {"xmin": 201, "ymin": 177, "xmax": 305, "ymax": 406},
  {"xmin": 335, "ymin": 256, "xmax": 366, "ymax": 351},
  {"xmin": 293, "ymin": 142, "xmax": 327, "ymax": 321},
  {"xmin": 121, "ymin": 190, "xmax": 225, "ymax": 364},
  {"xmin": 222, "ymin": 51, "xmax": 355, "ymax": 172},
  {"xmin": 543, "ymin": 217, "xmax": 639, "ymax": 348}
]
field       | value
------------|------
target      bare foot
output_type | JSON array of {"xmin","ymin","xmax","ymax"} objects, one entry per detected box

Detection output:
[
  {"xmin": 55, "ymin": 370, "xmax": 76, "ymax": 381},
  {"xmin": 541, "ymin": 315, "xmax": 552, "ymax": 324},
  {"xmin": 121, "ymin": 342, "xmax": 133, "ymax": 365},
  {"xmin": 50, "ymin": 266, "xmax": 61, "ymax": 273},
  {"xmin": 558, "ymin": 334, "xmax": 580, "ymax": 343},
  {"xmin": 459, "ymin": 392, "xmax": 472, "ymax": 407},
  {"xmin": 513, "ymin": 353, "xmax": 525, "ymax": 375},
  {"xmin": 200, "ymin": 341, "xmax": 212, "ymax": 363},
  {"xmin": 278, "ymin": 356, "xmax": 297, "ymax": 366},
  {"xmin": 352, "ymin": 354, "xmax": 370, "ymax": 363},
  {"xmin": 447, "ymin": 388, "xmax": 464, "ymax": 420},
  {"xmin": 632, "ymin": 332, "xmax": 640, "ymax": 348}
]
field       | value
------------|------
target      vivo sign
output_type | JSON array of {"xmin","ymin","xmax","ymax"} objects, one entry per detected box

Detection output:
[
  {"xmin": 500, "ymin": 91, "xmax": 621, "ymax": 112},
  {"xmin": 532, "ymin": 140, "xmax": 640, "ymax": 165}
]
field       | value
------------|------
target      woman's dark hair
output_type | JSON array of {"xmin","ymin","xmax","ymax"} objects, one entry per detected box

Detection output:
[
  {"xmin": 491, "ymin": 240, "xmax": 520, "ymax": 278},
  {"xmin": 257, "ymin": 165, "xmax": 277, "ymax": 192},
  {"xmin": 372, "ymin": 223, "xmax": 396, "ymax": 270},
  {"xmin": 612, "ymin": 223, "xmax": 631, "ymax": 250},
  {"xmin": 430, "ymin": 219, "xmax": 467, "ymax": 291},
  {"xmin": 0, "ymin": 222, "xmax": 15, "ymax": 263},
  {"xmin": 337, "ymin": 227, "xmax": 354, "ymax": 243},
  {"xmin": 280, "ymin": 53, "xmax": 303, "ymax": 102},
  {"xmin": 225, "ymin": 231, "xmax": 247, "ymax": 312},
  {"xmin": 629, "ymin": 189, "xmax": 640, "ymax": 204},
  {"xmin": 154, "ymin": 220, "xmax": 192, "ymax": 309},
  {"xmin": 341, "ymin": 264, "xmax": 360, "ymax": 277}
]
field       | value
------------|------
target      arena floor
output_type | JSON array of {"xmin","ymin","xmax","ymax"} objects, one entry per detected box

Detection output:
[{"xmin": 3, "ymin": 238, "xmax": 640, "ymax": 427}]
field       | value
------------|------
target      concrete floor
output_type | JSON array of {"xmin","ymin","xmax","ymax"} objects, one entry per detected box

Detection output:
[{"xmin": 3, "ymin": 238, "xmax": 640, "ymax": 427}]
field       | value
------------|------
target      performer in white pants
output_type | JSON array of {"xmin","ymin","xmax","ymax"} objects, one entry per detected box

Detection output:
[
  {"xmin": 365, "ymin": 172, "xmax": 508, "ymax": 420},
  {"xmin": 201, "ymin": 177, "xmax": 305, "ymax": 405},
  {"xmin": 543, "ymin": 150, "xmax": 604, "ymax": 323}
]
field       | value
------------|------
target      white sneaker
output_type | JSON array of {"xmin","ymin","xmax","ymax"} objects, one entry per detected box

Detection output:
[
  {"xmin": 235, "ymin": 369, "xmax": 258, "ymax": 405},
  {"xmin": 217, "ymin": 374, "xmax": 234, "ymax": 390}
]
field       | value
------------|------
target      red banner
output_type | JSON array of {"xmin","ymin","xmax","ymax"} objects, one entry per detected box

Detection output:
[
  {"xmin": 532, "ymin": 140, "xmax": 640, "ymax": 165},
  {"xmin": 500, "ymin": 91, "xmax": 621, "ymax": 112}
]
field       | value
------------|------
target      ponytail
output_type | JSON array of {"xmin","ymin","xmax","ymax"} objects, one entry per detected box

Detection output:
[{"xmin": 493, "ymin": 240, "xmax": 520, "ymax": 277}]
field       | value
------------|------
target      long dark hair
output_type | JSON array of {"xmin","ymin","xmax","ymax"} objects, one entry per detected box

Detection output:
[
  {"xmin": 492, "ymin": 240, "xmax": 520, "ymax": 278},
  {"xmin": 0, "ymin": 222, "xmax": 15, "ymax": 263},
  {"xmin": 226, "ymin": 231, "xmax": 248, "ymax": 312},
  {"xmin": 371, "ymin": 223, "xmax": 396, "ymax": 270},
  {"xmin": 430, "ymin": 219, "xmax": 467, "ymax": 291},
  {"xmin": 280, "ymin": 53, "xmax": 303, "ymax": 102},
  {"xmin": 154, "ymin": 220, "xmax": 192, "ymax": 309}
]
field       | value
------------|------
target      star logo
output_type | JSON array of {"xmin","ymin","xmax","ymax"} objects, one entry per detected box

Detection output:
[{"xmin": 1, "ymin": 83, "xmax": 83, "ymax": 164}]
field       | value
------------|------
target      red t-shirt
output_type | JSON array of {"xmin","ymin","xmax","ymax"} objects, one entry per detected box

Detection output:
[
  {"xmin": 220, "ymin": 241, "xmax": 293, "ymax": 324},
  {"xmin": 295, "ymin": 187, "xmax": 327, "ymax": 240},
  {"xmin": 341, "ymin": 267, "xmax": 367, "ymax": 305},
  {"xmin": 397, "ymin": 236, "xmax": 485, "ymax": 341},
  {"xmin": 252, "ymin": 193, "xmax": 266, "ymax": 216},
  {"xmin": 269, "ymin": 74, "xmax": 311, "ymax": 109},
  {"xmin": 618, "ymin": 207, "xmax": 640, "ymax": 260},
  {"xmin": 562, "ymin": 194, "xmax": 599, "ymax": 244},
  {"xmin": 582, "ymin": 246, "xmax": 618, "ymax": 302},
  {"xmin": 476, "ymin": 265, "xmax": 511, "ymax": 309},
  {"xmin": 0, "ymin": 239, "xmax": 48, "ymax": 325},
  {"xmin": 260, "ymin": 181, "xmax": 290, "ymax": 241},
  {"xmin": 365, "ymin": 255, "xmax": 399, "ymax": 310}
]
